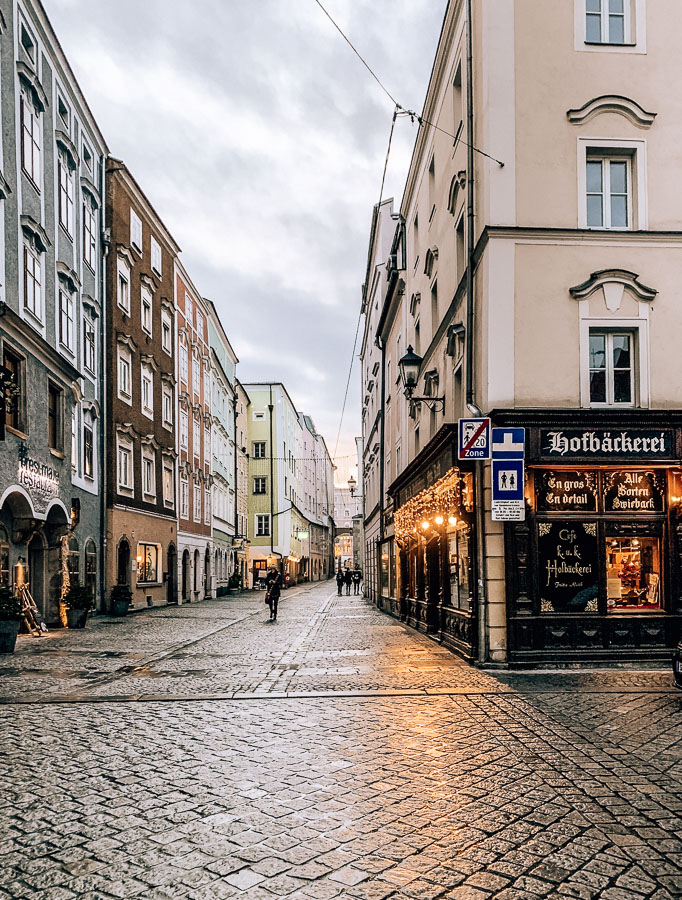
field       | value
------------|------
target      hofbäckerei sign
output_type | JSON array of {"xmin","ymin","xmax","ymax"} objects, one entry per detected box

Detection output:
[{"xmin": 541, "ymin": 429, "xmax": 674, "ymax": 459}]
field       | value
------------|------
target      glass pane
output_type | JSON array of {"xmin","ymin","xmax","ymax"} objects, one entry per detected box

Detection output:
[
  {"xmin": 609, "ymin": 0, "xmax": 623, "ymax": 11},
  {"xmin": 587, "ymin": 195, "xmax": 603, "ymax": 227},
  {"xmin": 610, "ymin": 194, "xmax": 628, "ymax": 227},
  {"xmin": 609, "ymin": 14, "xmax": 625, "ymax": 42},
  {"xmin": 589, "ymin": 334, "xmax": 606, "ymax": 368},
  {"xmin": 586, "ymin": 13, "xmax": 601, "ymax": 41},
  {"xmin": 610, "ymin": 161, "xmax": 627, "ymax": 194},
  {"xmin": 613, "ymin": 370, "xmax": 632, "ymax": 404},
  {"xmin": 587, "ymin": 0, "xmax": 602, "ymax": 10},
  {"xmin": 590, "ymin": 370, "xmax": 606, "ymax": 403},
  {"xmin": 586, "ymin": 160, "xmax": 603, "ymax": 192},
  {"xmin": 606, "ymin": 537, "xmax": 661, "ymax": 612},
  {"xmin": 612, "ymin": 334, "xmax": 630, "ymax": 368}
]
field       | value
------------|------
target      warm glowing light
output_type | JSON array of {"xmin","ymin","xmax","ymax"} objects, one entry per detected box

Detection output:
[
  {"xmin": 435, "ymin": 515, "xmax": 443, "ymax": 525},
  {"xmin": 421, "ymin": 521, "xmax": 430, "ymax": 530},
  {"xmin": 672, "ymin": 496, "xmax": 682, "ymax": 504},
  {"xmin": 448, "ymin": 516, "xmax": 457, "ymax": 526}
]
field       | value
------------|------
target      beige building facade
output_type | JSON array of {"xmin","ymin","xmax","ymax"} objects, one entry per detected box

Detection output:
[{"xmin": 364, "ymin": 0, "xmax": 682, "ymax": 665}]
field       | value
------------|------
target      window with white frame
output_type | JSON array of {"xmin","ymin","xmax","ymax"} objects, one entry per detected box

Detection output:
[
  {"xmin": 83, "ymin": 194, "xmax": 97, "ymax": 271},
  {"xmin": 137, "ymin": 542, "xmax": 159, "ymax": 583},
  {"xmin": 180, "ymin": 475, "xmax": 189, "ymax": 518},
  {"xmin": 204, "ymin": 488, "xmax": 210, "ymax": 525},
  {"xmin": 180, "ymin": 407, "xmax": 189, "ymax": 450},
  {"xmin": 193, "ymin": 482, "xmax": 202, "ymax": 522},
  {"xmin": 130, "ymin": 208, "xmax": 142, "ymax": 252},
  {"xmin": 161, "ymin": 311, "xmax": 172, "ymax": 354},
  {"xmin": 23, "ymin": 243, "xmax": 41, "ymax": 320},
  {"xmin": 163, "ymin": 462, "xmax": 174, "ymax": 508},
  {"xmin": 256, "ymin": 514, "xmax": 270, "ymax": 537},
  {"xmin": 117, "ymin": 347, "xmax": 132, "ymax": 401},
  {"xmin": 117, "ymin": 261, "xmax": 130, "ymax": 313},
  {"xmin": 141, "ymin": 366, "xmax": 153, "ymax": 418},
  {"xmin": 185, "ymin": 293, "xmax": 193, "ymax": 327},
  {"xmin": 20, "ymin": 93, "xmax": 40, "ymax": 187},
  {"xmin": 586, "ymin": 154, "xmax": 630, "ymax": 229},
  {"xmin": 83, "ymin": 421, "xmax": 94, "ymax": 478},
  {"xmin": 58, "ymin": 289, "xmax": 74, "ymax": 350},
  {"xmin": 141, "ymin": 286, "xmax": 152, "ymax": 336},
  {"xmin": 117, "ymin": 437, "xmax": 133, "ymax": 492},
  {"xmin": 162, "ymin": 383, "xmax": 173, "ymax": 428},
  {"xmin": 83, "ymin": 316, "xmax": 96, "ymax": 375},
  {"xmin": 180, "ymin": 342, "xmax": 188, "ymax": 384},
  {"xmin": 142, "ymin": 449, "xmax": 156, "ymax": 497},
  {"xmin": 20, "ymin": 22, "xmax": 36, "ymax": 64},
  {"xmin": 57, "ymin": 95, "xmax": 70, "ymax": 129},
  {"xmin": 204, "ymin": 425, "xmax": 211, "ymax": 467},
  {"xmin": 151, "ymin": 236, "xmax": 162, "ymax": 275},
  {"xmin": 203, "ymin": 368, "xmax": 210, "ymax": 403},
  {"xmin": 193, "ymin": 416, "xmax": 201, "ymax": 460},
  {"xmin": 585, "ymin": 0, "xmax": 628, "ymax": 44},
  {"xmin": 588, "ymin": 329, "xmax": 635, "ymax": 406},
  {"xmin": 58, "ymin": 153, "xmax": 74, "ymax": 235},
  {"xmin": 253, "ymin": 476, "xmax": 266, "ymax": 495},
  {"xmin": 253, "ymin": 441, "xmax": 266, "ymax": 459},
  {"xmin": 82, "ymin": 141, "xmax": 93, "ymax": 174},
  {"xmin": 192, "ymin": 353, "xmax": 200, "ymax": 396},
  {"xmin": 196, "ymin": 314, "xmax": 204, "ymax": 341}
]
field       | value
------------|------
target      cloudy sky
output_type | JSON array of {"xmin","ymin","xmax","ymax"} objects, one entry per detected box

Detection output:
[{"xmin": 48, "ymin": 0, "xmax": 446, "ymax": 482}]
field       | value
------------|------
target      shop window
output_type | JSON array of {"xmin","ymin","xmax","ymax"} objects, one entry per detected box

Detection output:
[
  {"xmin": 589, "ymin": 330, "xmax": 634, "ymax": 406},
  {"xmin": 448, "ymin": 524, "xmax": 472, "ymax": 610},
  {"xmin": 606, "ymin": 535, "xmax": 661, "ymax": 611},
  {"xmin": 0, "ymin": 525, "xmax": 9, "ymax": 585},
  {"xmin": 137, "ymin": 542, "xmax": 159, "ymax": 583}
]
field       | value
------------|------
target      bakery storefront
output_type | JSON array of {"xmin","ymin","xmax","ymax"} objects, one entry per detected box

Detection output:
[
  {"xmin": 500, "ymin": 412, "xmax": 682, "ymax": 664},
  {"xmin": 390, "ymin": 426, "xmax": 477, "ymax": 659}
]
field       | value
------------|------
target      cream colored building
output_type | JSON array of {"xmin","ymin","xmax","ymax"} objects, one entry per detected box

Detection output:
[{"xmin": 366, "ymin": 0, "xmax": 682, "ymax": 665}]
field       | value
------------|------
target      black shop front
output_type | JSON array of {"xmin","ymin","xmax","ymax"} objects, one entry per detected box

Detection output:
[{"xmin": 495, "ymin": 410, "xmax": 682, "ymax": 665}]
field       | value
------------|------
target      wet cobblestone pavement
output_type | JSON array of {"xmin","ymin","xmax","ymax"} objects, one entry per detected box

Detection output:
[{"xmin": 1, "ymin": 581, "xmax": 681, "ymax": 898}]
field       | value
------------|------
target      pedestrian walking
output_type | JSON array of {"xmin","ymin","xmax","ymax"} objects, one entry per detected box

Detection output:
[
  {"xmin": 344, "ymin": 567, "xmax": 352, "ymax": 595},
  {"xmin": 265, "ymin": 567, "xmax": 282, "ymax": 622},
  {"xmin": 336, "ymin": 568, "xmax": 344, "ymax": 596},
  {"xmin": 352, "ymin": 570, "xmax": 362, "ymax": 595}
]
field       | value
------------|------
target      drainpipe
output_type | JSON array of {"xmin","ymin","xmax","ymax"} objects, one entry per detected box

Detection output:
[
  {"xmin": 268, "ymin": 385, "xmax": 275, "ymax": 565},
  {"xmin": 233, "ymin": 389, "xmax": 238, "ymax": 539},
  {"xmin": 464, "ymin": 0, "xmax": 489, "ymax": 666},
  {"xmin": 377, "ymin": 335, "xmax": 386, "ymax": 606},
  {"xmin": 99, "ymin": 156, "xmax": 109, "ymax": 614}
]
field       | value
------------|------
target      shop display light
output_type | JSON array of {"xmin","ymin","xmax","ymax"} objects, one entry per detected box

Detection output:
[
  {"xmin": 435, "ymin": 515, "xmax": 444, "ymax": 525},
  {"xmin": 395, "ymin": 468, "xmax": 472, "ymax": 543}
]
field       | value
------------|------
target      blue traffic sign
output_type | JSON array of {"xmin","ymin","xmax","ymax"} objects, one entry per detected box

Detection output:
[
  {"xmin": 491, "ymin": 427, "xmax": 525, "ymax": 460},
  {"xmin": 492, "ymin": 459, "xmax": 524, "ymax": 502},
  {"xmin": 458, "ymin": 418, "xmax": 491, "ymax": 460}
]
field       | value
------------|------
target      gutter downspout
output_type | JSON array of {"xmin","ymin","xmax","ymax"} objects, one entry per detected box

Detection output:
[
  {"xmin": 99, "ymin": 157, "xmax": 109, "ymax": 615},
  {"xmin": 268, "ymin": 386, "xmax": 275, "ymax": 567},
  {"xmin": 377, "ymin": 335, "xmax": 386, "ymax": 606},
  {"xmin": 464, "ymin": 0, "xmax": 489, "ymax": 666}
]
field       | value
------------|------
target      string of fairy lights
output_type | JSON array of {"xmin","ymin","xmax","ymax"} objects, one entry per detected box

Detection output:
[{"xmin": 394, "ymin": 469, "xmax": 474, "ymax": 544}]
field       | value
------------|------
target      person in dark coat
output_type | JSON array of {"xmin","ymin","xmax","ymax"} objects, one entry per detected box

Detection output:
[
  {"xmin": 265, "ymin": 567, "xmax": 283, "ymax": 621},
  {"xmin": 352, "ymin": 570, "xmax": 362, "ymax": 595},
  {"xmin": 336, "ymin": 568, "xmax": 344, "ymax": 595},
  {"xmin": 344, "ymin": 567, "xmax": 352, "ymax": 595}
]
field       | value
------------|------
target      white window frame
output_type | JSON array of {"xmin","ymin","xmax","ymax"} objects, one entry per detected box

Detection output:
[
  {"xmin": 117, "ymin": 347, "xmax": 132, "ymax": 404},
  {"xmin": 83, "ymin": 420, "xmax": 94, "ymax": 480},
  {"xmin": 185, "ymin": 293, "xmax": 193, "ymax": 327},
  {"xmin": 58, "ymin": 153, "xmax": 74, "ymax": 236},
  {"xmin": 83, "ymin": 315, "xmax": 96, "ymax": 376},
  {"xmin": 141, "ymin": 286, "xmax": 153, "ymax": 336},
  {"xmin": 162, "ymin": 383, "xmax": 173, "ymax": 429},
  {"xmin": 193, "ymin": 482, "xmax": 202, "ymax": 522},
  {"xmin": 163, "ymin": 462, "xmax": 175, "ymax": 509},
  {"xmin": 585, "ymin": 155, "xmax": 631, "ymax": 230},
  {"xmin": 204, "ymin": 488, "xmax": 211, "ymax": 525},
  {"xmin": 161, "ymin": 311, "xmax": 172, "ymax": 354},
  {"xmin": 130, "ymin": 208, "xmax": 142, "ymax": 252},
  {"xmin": 58, "ymin": 288, "xmax": 74, "ymax": 351},
  {"xmin": 180, "ymin": 475, "xmax": 189, "ymax": 519},
  {"xmin": 255, "ymin": 514, "xmax": 270, "ymax": 537},
  {"xmin": 117, "ymin": 436, "xmax": 134, "ymax": 493},
  {"xmin": 142, "ymin": 448, "xmax": 156, "ymax": 498},
  {"xmin": 192, "ymin": 353, "xmax": 200, "ymax": 398},
  {"xmin": 578, "ymin": 138, "xmax": 647, "ymax": 231},
  {"xmin": 20, "ymin": 92, "xmax": 40, "ymax": 187},
  {"xmin": 23, "ymin": 242, "xmax": 42, "ymax": 322},
  {"xmin": 193, "ymin": 416, "xmax": 201, "ymax": 461},
  {"xmin": 83, "ymin": 195, "xmax": 97, "ymax": 271},
  {"xmin": 180, "ymin": 407, "xmax": 189, "ymax": 450},
  {"xmin": 580, "ymin": 316, "xmax": 649, "ymax": 409},
  {"xmin": 204, "ymin": 425, "xmax": 211, "ymax": 467},
  {"xmin": 151, "ymin": 236, "xmax": 162, "ymax": 276},
  {"xmin": 141, "ymin": 365, "xmax": 154, "ymax": 419},
  {"xmin": 117, "ymin": 259, "xmax": 130, "ymax": 314},
  {"xmin": 575, "ymin": 0, "xmax": 646, "ymax": 53},
  {"xmin": 180, "ymin": 342, "xmax": 188, "ymax": 385}
]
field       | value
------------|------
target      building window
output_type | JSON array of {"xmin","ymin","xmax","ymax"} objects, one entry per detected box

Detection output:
[
  {"xmin": 20, "ymin": 22, "xmax": 36, "ymax": 63},
  {"xmin": 0, "ymin": 525, "xmax": 9, "ymax": 586},
  {"xmin": 23, "ymin": 244, "xmax": 42, "ymax": 321},
  {"xmin": 117, "ymin": 267, "xmax": 130, "ymax": 314},
  {"xmin": 163, "ymin": 463, "xmax": 174, "ymax": 508},
  {"xmin": 606, "ymin": 535, "xmax": 661, "ymax": 611},
  {"xmin": 253, "ymin": 441, "xmax": 266, "ymax": 459},
  {"xmin": 586, "ymin": 0, "xmax": 627, "ymax": 44},
  {"xmin": 82, "ymin": 142, "xmax": 93, "ymax": 174},
  {"xmin": 589, "ymin": 330, "xmax": 634, "ymax": 406},
  {"xmin": 58, "ymin": 154, "xmax": 74, "ymax": 235},
  {"xmin": 47, "ymin": 382, "xmax": 62, "ymax": 451},
  {"xmin": 203, "ymin": 368, "xmax": 210, "ymax": 403},
  {"xmin": 137, "ymin": 542, "xmax": 159, "ymax": 583},
  {"xmin": 253, "ymin": 476, "xmax": 267, "ymax": 495},
  {"xmin": 197, "ymin": 314, "xmax": 204, "ymax": 341},
  {"xmin": 118, "ymin": 348, "xmax": 132, "ymax": 401},
  {"xmin": 204, "ymin": 488, "xmax": 211, "ymax": 525},
  {"xmin": 192, "ymin": 354, "xmax": 200, "ymax": 396},
  {"xmin": 130, "ymin": 208, "xmax": 142, "ymax": 252},
  {"xmin": 180, "ymin": 407, "xmax": 189, "ymax": 450},
  {"xmin": 151, "ymin": 236, "xmax": 162, "ymax": 275},
  {"xmin": 161, "ymin": 311, "xmax": 172, "ymax": 353},
  {"xmin": 117, "ymin": 439, "xmax": 133, "ymax": 491},
  {"xmin": 142, "ymin": 450, "xmax": 155, "ymax": 497},
  {"xmin": 84, "ymin": 317, "xmax": 96, "ymax": 375},
  {"xmin": 256, "ymin": 514, "xmax": 270, "ymax": 537},
  {"xmin": 71, "ymin": 407, "xmax": 78, "ymax": 470},
  {"xmin": 83, "ymin": 423, "xmax": 94, "ymax": 478},
  {"xmin": 193, "ymin": 416, "xmax": 201, "ymax": 460},
  {"xmin": 204, "ymin": 426, "xmax": 211, "ymax": 467},
  {"xmin": 586, "ymin": 155, "xmax": 630, "ymax": 229},
  {"xmin": 141, "ymin": 286, "xmax": 152, "ymax": 336},
  {"xmin": 83, "ymin": 196, "xmax": 97, "ymax": 270},
  {"xmin": 162, "ymin": 383, "xmax": 173, "ymax": 428},
  {"xmin": 180, "ymin": 476, "xmax": 189, "ymax": 518},
  {"xmin": 57, "ymin": 95, "xmax": 70, "ymax": 129},
  {"xmin": 20, "ymin": 94, "xmax": 40, "ymax": 187},
  {"xmin": 141, "ymin": 367, "xmax": 153, "ymax": 417},
  {"xmin": 193, "ymin": 483, "xmax": 202, "ymax": 522},
  {"xmin": 85, "ymin": 539, "xmax": 97, "ymax": 603},
  {"xmin": 180, "ymin": 343, "xmax": 188, "ymax": 384},
  {"xmin": 58, "ymin": 290, "xmax": 74, "ymax": 350},
  {"xmin": 185, "ymin": 293, "xmax": 193, "ymax": 327}
]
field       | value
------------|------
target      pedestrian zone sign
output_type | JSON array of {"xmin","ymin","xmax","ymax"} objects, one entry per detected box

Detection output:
[
  {"xmin": 458, "ymin": 417, "xmax": 491, "ymax": 460},
  {"xmin": 492, "ymin": 459, "xmax": 525, "ymax": 521}
]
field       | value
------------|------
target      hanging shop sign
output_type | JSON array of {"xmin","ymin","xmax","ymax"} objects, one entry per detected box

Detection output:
[
  {"xmin": 537, "ymin": 522, "xmax": 599, "ymax": 613},
  {"xmin": 603, "ymin": 470, "xmax": 665, "ymax": 513},
  {"xmin": 541, "ymin": 429, "xmax": 674, "ymax": 460},
  {"xmin": 536, "ymin": 470, "xmax": 598, "ymax": 512}
]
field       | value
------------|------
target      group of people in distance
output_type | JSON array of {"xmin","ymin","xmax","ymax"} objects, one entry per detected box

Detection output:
[{"xmin": 336, "ymin": 566, "xmax": 362, "ymax": 596}]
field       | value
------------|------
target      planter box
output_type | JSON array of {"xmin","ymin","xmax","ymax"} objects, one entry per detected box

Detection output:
[
  {"xmin": 110, "ymin": 599, "xmax": 129, "ymax": 617},
  {"xmin": 66, "ymin": 608, "xmax": 88, "ymax": 629},
  {"xmin": 0, "ymin": 619, "xmax": 20, "ymax": 653}
]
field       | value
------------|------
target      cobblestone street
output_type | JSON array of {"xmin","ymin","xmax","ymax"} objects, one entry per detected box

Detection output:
[{"xmin": 1, "ymin": 581, "xmax": 681, "ymax": 899}]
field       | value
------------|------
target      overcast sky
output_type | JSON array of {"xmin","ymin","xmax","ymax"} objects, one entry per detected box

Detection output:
[{"xmin": 48, "ymin": 0, "xmax": 446, "ymax": 483}]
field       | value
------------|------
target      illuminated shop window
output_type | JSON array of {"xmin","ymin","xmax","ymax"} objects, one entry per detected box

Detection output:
[{"xmin": 606, "ymin": 536, "xmax": 661, "ymax": 612}]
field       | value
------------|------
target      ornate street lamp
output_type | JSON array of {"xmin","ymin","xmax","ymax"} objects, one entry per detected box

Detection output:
[
  {"xmin": 348, "ymin": 475, "xmax": 357, "ymax": 497},
  {"xmin": 398, "ymin": 345, "xmax": 446, "ymax": 412}
]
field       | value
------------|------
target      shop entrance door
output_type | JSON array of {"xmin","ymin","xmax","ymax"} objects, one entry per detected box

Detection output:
[{"xmin": 28, "ymin": 533, "xmax": 45, "ymax": 620}]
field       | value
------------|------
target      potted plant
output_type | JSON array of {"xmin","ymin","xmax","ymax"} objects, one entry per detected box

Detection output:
[
  {"xmin": 227, "ymin": 573, "xmax": 241, "ymax": 595},
  {"xmin": 110, "ymin": 583, "xmax": 132, "ymax": 617},
  {"xmin": 63, "ymin": 581, "xmax": 92, "ymax": 629},
  {"xmin": 0, "ymin": 585, "xmax": 22, "ymax": 653}
]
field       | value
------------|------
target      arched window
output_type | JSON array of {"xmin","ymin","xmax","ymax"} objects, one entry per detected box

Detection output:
[
  {"xmin": 85, "ymin": 539, "xmax": 97, "ymax": 602},
  {"xmin": 0, "ymin": 524, "xmax": 9, "ymax": 585}
]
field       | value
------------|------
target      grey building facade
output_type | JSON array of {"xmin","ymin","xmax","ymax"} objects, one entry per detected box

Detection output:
[{"xmin": 0, "ymin": 0, "xmax": 107, "ymax": 622}]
